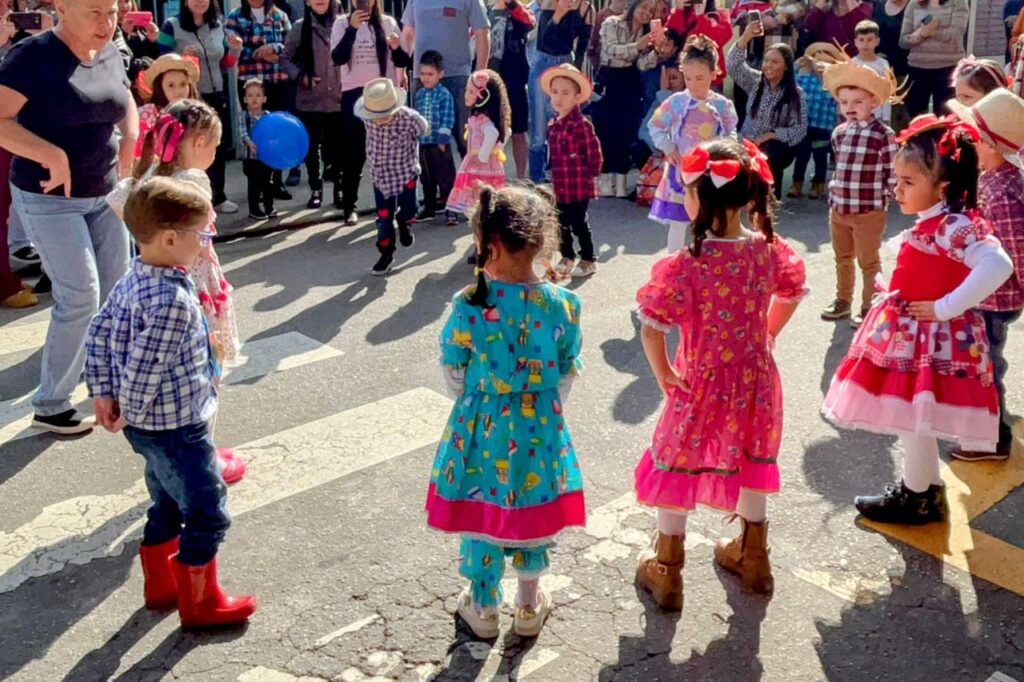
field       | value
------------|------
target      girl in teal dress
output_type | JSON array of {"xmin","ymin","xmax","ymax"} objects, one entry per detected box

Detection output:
[{"xmin": 425, "ymin": 185, "xmax": 586, "ymax": 640}]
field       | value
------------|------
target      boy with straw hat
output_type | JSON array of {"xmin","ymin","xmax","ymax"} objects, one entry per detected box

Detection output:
[
  {"xmin": 819, "ymin": 54, "xmax": 903, "ymax": 328},
  {"xmin": 947, "ymin": 89, "xmax": 1024, "ymax": 461}
]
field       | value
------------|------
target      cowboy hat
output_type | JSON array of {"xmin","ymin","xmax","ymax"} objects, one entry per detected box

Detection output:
[
  {"xmin": 804, "ymin": 41, "xmax": 845, "ymax": 64},
  {"xmin": 539, "ymin": 63, "xmax": 594, "ymax": 102},
  {"xmin": 822, "ymin": 58, "xmax": 905, "ymax": 106},
  {"xmin": 354, "ymin": 78, "xmax": 407, "ymax": 121},
  {"xmin": 143, "ymin": 53, "xmax": 200, "ymax": 94},
  {"xmin": 947, "ymin": 89, "xmax": 1024, "ymax": 170}
]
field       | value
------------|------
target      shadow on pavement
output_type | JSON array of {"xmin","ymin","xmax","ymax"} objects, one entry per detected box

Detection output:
[{"xmin": 600, "ymin": 318, "xmax": 663, "ymax": 426}]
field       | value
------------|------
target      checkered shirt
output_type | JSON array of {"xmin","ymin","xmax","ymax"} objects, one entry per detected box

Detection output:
[
  {"xmin": 796, "ymin": 72, "xmax": 837, "ymax": 131},
  {"xmin": 225, "ymin": 7, "xmax": 292, "ymax": 82},
  {"xmin": 829, "ymin": 117, "xmax": 898, "ymax": 215},
  {"xmin": 547, "ymin": 107, "xmax": 603, "ymax": 204},
  {"xmin": 979, "ymin": 163, "xmax": 1024, "ymax": 312},
  {"xmin": 415, "ymin": 85, "xmax": 455, "ymax": 146},
  {"xmin": 365, "ymin": 107, "xmax": 429, "ymax": 198},
  {"xmin": 86, "ymin": 258, "xmax": 217, "ymax": 431}
]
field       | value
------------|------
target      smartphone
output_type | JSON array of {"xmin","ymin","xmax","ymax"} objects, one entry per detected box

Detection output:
[
  {"xmin": 123, "ymin": 10, "xmax": 153, "ymax": 25},
  {"xmin": 921, "ymin": 13, "xmax": 933, "ymax": 24},
  {"xmin": 650, "ymin": 18, "xmax": 664, "ymax": 41},
  {"xmin": 748, "ymin": 8, "xmax": 763, "ymax": 34},
  {"xmin": 10, "ymin": 11, "xmax": 42, "ymax": 31},
  {"xmin": 352, "ymin": 0, "xmax": 368, "ymax": 11}
]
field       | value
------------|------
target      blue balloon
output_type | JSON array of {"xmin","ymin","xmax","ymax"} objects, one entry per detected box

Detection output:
[{"xmin": 252, "ymin": 112, "xmax": 309, "ymax": 171}]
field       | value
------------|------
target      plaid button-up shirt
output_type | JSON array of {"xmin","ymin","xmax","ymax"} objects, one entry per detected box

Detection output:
[
  {"xmin": 548, "ymin": 107, "xmax": 603, "ymax": 204},
  {"xmin": 415, "ymin": 85, "xmax": 455, "ymax": 146},
  {"xmin": 86, "ymin": 258, "xmax": 217, "ymax": 431},
  {"xmin": 365, "ymin": 107, "xmax": 429, "ymax": 198},
  {"xmin": 225, "ymin": 6, "xmax": 292, "ymax": 82},
  {"xmin": 796, "ymin": 71, "xmax": 837, "ymax": 131},
  {"xmin": 979, "ymin": 162, "xmax": 1024, "ymax": 312},
  {"xmin": 829, "ymin": 116, "xmax": 898, "ymax": 215}
]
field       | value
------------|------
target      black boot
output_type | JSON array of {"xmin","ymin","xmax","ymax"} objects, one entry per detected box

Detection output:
[
  {"xmin": 398, "ymin": 223, "xmax": 414, "ymax": 247},
  {"xmin": 307, "ymin": 189, "xmax": 323, "ymax": 209},
  {"xmin": 372, "ymin": 251, "xmax": 394, "ymax": 276},
  {"xmin": 854, "ymin": 481, "xmax": 947, "ymax": 525}
]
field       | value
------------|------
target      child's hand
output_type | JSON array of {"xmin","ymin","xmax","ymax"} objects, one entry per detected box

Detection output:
[
  {"xmin": 386, "ymin": 32, "xmax": 402, "ymax": 50},
  {"xmin": 656, "ymin": 368, "xmax": 690, "ymax": 395},
  {"xmin": 247, "ymin": 141, "xmax": 258, "ymax": 156},
  {"xmin": 908, "ymin": 300, "xmax": 939, "ymax": 321},
  {"xmin": 93, "ymin": 398, "xmax": 121, "ymax": 432},
  {"xmin": 227, "ymin": 33, "xmax": 243, "ymax": 51},
  {"xmin": 667, "ymin": 149, "xmax": 682, "ymax": 165}
]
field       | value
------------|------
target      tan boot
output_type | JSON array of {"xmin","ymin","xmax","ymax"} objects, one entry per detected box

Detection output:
[
  {"xmin": 635, "ymin": 532, "xmax": 685, "ymax": 610},
  {"xmin": 786, "ymin": 181, "xmax": 803, "ymax": 198},
  {"xmin": 714, "ymin": 518, "xmax": 774, "ymax": 594},
  {"xmin": 808, "ymin": 182, "xmax": 826, "ymax": 200}
]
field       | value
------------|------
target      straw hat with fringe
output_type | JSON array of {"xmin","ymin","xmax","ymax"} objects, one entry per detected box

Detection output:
[
  {"xmin": 819, "ymin": 44, "xmax": 907, "ymax": 106},
  {"xmin": 948, "ymin": 89, "xmax": 1024, "ymax": 170}
]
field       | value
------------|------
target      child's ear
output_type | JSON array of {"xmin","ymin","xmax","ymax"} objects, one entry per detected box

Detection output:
[{"xmin": 160, "ymin": 229, "xmax": 177, "ymax": 249}]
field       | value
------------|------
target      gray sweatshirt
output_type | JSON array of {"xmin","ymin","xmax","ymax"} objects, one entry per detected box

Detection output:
[{"xmin": 899, "ymin": 0, "xmax": 968, "ymax": 70}]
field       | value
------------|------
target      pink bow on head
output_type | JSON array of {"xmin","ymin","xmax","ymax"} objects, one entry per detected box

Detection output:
[
  {"xmin": 134, "ymin": 113, "xmax": 186, "ymax": 163},
  {"xmin": 950, "ymin": 55, "xmax": 1010, "ymax": 88},
  {"xmin": 468, "ymin": 70, "xmax": 492, "ymax": 106}
]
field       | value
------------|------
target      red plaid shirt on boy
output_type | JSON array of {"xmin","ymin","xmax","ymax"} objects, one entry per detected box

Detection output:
[
  {"xmin": 979, "ymin": 162, "xmax": 1024, "ymax": 312},
  {"xmin": 829, "ymin": 116, "xmax": 898, "ymax": 215},
  {"xmin": 547, "ymin": 107, "xmax": 603, "ymax": 204}
]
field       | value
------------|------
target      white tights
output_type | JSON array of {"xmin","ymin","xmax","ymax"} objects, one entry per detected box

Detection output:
[
  {"xmin": 666, "ymin": 221, "xmax": 689, "ymax": 254},
  {"xmin": 901, "ymin": 433, "xmax": 942, "ymax": 493},
  {"xmin": 655, "ymin": 489, "xmax": 768, "ymax": 535}
]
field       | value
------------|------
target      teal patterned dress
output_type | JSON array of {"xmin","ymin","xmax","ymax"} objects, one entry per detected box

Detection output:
[{"xmin": 425, "ymin": 280, "xmax": 587, "ymax": 547}]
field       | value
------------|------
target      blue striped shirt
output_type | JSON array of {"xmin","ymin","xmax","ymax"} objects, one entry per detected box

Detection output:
[{"xmin": 415, "ymin": 85, "xmax": 455, "ymax": 146}]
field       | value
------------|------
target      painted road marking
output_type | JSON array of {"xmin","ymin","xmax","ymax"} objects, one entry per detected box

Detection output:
[
  {"xmin": 0, "ymin": 387, "xmax": 451, "ymax": 593},
  {"xmin": 0, "ymin": 331, "xmax": 343, "ymax": 446}
]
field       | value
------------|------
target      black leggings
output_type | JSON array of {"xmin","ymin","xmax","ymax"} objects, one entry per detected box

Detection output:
[
  {"xmin": 792, "ymin": 127, "xmax": 831, "ymax": 185},
  {"xmin": 905, "ymin": 65, "xmax": 955, "ymax": 118},
  {"xmin": 761, "ymin": 139, "xmax": 797, "ymax": 200},
  {"xmin": 201, "ymin": 90, "xmax": 232, "ymax": 206},
  {"xmin": 593, "ymin": 65, "xmax": 643, "ymax": 174},
  {"xmin": 337, "ymin": 88, "xmax": 367, "ymax": 212},
  {"xmin": 295, "ymin": 110, "xmax": 342, "ymax": 191}
]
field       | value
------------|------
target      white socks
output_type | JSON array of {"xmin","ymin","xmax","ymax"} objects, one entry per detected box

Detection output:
[
  {"xmin": 657, "ymin": 508, "xmax": 689, "ymax": 535},
  {"xmin": 736, "ymin": 488, "xmax": 768, "ymax": 523},
  {"xmin": 516, "ymin": 577, "xmax": 540, "ymax": 609},
  {"xmin": 666, "ymin": 220, "xmax": 689, "ymax": 254},
  {"xmin": 901, "ymin": 433, "xmax": 942, "ymax": 493}
]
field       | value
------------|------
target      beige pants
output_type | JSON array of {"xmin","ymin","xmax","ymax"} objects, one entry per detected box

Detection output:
[{"xmin": 829, "ymin": 209, "xmax": 887, "ymax": 312}]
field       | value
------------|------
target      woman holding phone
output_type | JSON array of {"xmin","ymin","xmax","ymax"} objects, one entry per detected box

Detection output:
[
  {"xmin": 118, "ymin": 0, "xmax": 160, "ymax": 59},
  {"xmin": 899, "ymin": 0, "xmax": 967, "ymax": 117},
  {"xmin": 330, "ymin": 0, "xmax": 408, "ymax": 224}
]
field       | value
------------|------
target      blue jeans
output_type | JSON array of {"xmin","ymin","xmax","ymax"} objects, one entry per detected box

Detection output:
[
  {"xmin": 374, "ymin": 183, "xmax": 417, "ymax": 254},
  {"xmin": 441, "ymin": 75, "xmax": 470, "ymax": 158},
  {"xmin": 123, "ymin": 421, "xmax": 230, "ymax": 566},
  {"xmin": 983, "ymin": 309, "xmax": 1021, "ymax": 448},
  {"xmin": 459, "ymin": 537, "xmax": 550, "ymax": 608},
  {"xmin": 7, "ymin": 208, "xmax": 30, "ymax": 253},
  {"xmin": 11, "ymin": 187, "xmax": 130, "ymax": 416},
  {"xmin": 527, "ymin": 51, "xmax": 568, "ymax": 183}
]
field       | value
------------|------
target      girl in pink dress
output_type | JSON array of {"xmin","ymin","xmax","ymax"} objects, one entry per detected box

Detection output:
[
  {"xmin": 446, "ymin": 70, "xmax": 511, "ymax": 216},
  {"xmin": 823, "ymin": 115, "xmax": 1013, "ymax": 525},
  {"xmin": 634, "ymin": 138, "xmax": 807, "ymax": 609}
]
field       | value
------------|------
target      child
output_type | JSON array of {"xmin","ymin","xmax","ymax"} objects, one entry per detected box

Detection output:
[
  {"xmin": 540, "ymin": 63, "xmax": 604, "ymax": 279},
  {"xmin": 85, "ymin": 176, "xmax": 256, "ymax": 630},
  {"xmin": 820, "ymin": 56, "xmax": 900, "ymax": 327},
  {"xmin": 647, "ymin": 35, "xmax": 738, "ymax": 253},
  {"xmin": 951, "ymin": 56, "xmax": 1008, "ymax": 106},
  {"xmin": 425, "ymin": 184, "xmax": 585, "ymax": 639},
  {"xmin": 790, "ymin": 42, "xmax": 841, "ymax": 200},
  {"xmin": 634, "ymin": 138, "xmax": 806, "ymax": 609},
  {"xmin": 823, "ymin": 115, "xmax": 1013, "ymax": 524},
  {"xmin": 139, "ymin": 53, "xmax": 200, "ymax": 127},
  {"xmin": 414, "ymin": 50, "xmax": 458, "ymax": 226},
  {"xmin": 635, "ymin": 64, "xmax": 686, "ymax": 208},
  {"xmin": 238, "ymin": 78, "xmax": 277, "ymax": 221},
  {"xmin": 851, "ymin": 20, "xmax": 892, "ymax": 125},
  {"xmin": 355, "ymin": 77, "xmax": 429, "ymax": 276},
  {"xmin": 947, "ymin": 90, "xmax": 1024, "ymax": 462},
  {"xmin": 447, "ymin": 69, "xmax": 511, "ymax": 217}
]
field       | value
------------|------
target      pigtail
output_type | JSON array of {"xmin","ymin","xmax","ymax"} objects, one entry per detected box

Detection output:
[
  {"xmin": 467, "ymin": 187, "xmax": 493, "ymax": 309},
  {"xmin": 749, "ymin": 173, "xmax": 776, "ymax": 243},
  {"xmin": 132, "ymin": 128, "xmax": 159, "ymax": 179}
]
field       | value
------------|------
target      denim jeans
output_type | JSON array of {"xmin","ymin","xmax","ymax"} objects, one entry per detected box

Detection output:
[
  {"xmin": 441, "ymin": 75, "xmax": 470, "ymax": 158},
  {"xmin": 527, "ymin": 51, "xmax": 568, "ymax": 183},
  {"xmin": 124, "ymin": 421, "xmax": 230, "ymax": 566},
  {"xmin": 374, "ymin": 182, "xmax": 417, "ymax": 254},
  {"xmin": 7, "ymin": 208, "xmax": 30, "ymax": 253},
  {"xmin": 459, "ymin": 537, "xmax": 550, "ymax": 608},
  {"xmin": 11, "ymin": 187, "xmax": 130, "ymax": 416},
  {"xmin": 983, "ymin": 309, "xmax": 1021, "ymax": 448}
]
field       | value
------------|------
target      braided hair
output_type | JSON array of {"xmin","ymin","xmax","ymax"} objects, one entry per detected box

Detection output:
[
  {"xmin": 687, "ymin": 138, "xmax": 775, "ymax": 258},
  {"xmin": 466, "ymin": 184, "xmax": 560, "ymax": 308},
  {"xmin": 679, "ymin": 33, "xmax": 719, "ymax": 74},
  {"xmin": 896, "ymin": 127, "xmax": 979, "ymax": 213},
  {"xmin": 133, "ymin": 98, "xmax": 222, "ymax": 179}
]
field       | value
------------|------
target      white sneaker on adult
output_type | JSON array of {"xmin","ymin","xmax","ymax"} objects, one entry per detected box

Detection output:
[
  {"xmin": 513, "ymin": 589, "xmax": 551, "ymax": 637},
  {"xmin": 456, "ymin": 588, "xmax": 500, "ymax": 639},
  {"xmin": 215, "ymin": 200, "xmax": 240, "ymax": 214}
]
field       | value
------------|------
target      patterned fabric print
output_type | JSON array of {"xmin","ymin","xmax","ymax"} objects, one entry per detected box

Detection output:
[
  {"xmin": 634, "ymin": 236, "xmax": 808, "ymax": 512},
  {"xmin": 547, "ymin": 107, "xmax": 603, "ymax": 204},
  {"xmin": 978, "ymin": 163, "xmax": 1024, "ymax": 312},
  {"xmin": 599, "ymin": 15, "xmax": 658, "ymax": 71},
  {"xmin": 415, "ymin": 85, "xmax": 456, "ymax": 145},
  {"xmin": 364, "ymin": 107, "xmax": 429, "ymax": 198},
  {"xmin": 795, "ymin": 71, "xmax": 837, "ymax": 131},
  {"xmin": 636, "ymin": 151, "xmax": 664, "ymax": 207},
  {"xmin": 225, "ymin": 7, "xmax": 292, "ymax": 82},
  {"xmin": 459, "ymin": 538, "xmax": 550, "ymax": 608},
  {"xmin": 238, "ymin": 108, "xmax": 267, "ymax": 160},
  {"xmin": 726, "ymin": 45, "xmax": 808, "ymax": 146},
  {"xmin": 828, "ymin": 117, "xmax": 898, "ymax": 215},
  {"xmin": 648, "ymin": 91, "xmax": 738, "ymax": 224},
  {"xmin": 426, "ymin": 281, "xmax": 586, "ymax": 546},
  {"xmin": 447, "ymin": 115, "xmax": 507, "ymax": 213}
]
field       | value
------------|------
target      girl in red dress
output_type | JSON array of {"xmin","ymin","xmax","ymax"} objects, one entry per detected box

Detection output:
[{"xmin": 823, "ymin": 114, "xmax": 1013, "ymax": 525}]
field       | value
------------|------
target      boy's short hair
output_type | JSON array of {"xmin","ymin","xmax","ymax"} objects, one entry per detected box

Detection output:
[
  {"xmin": 124, "ymin": 177, "xmax": 212, "ymax": 245},
  {"xmin": 420, "ymin": 50, "xmax": 445, "ymax": 71},
  {"xmin": 243, "ymin": 78, "xmax": 266, "ymax": 95},
  {"xmin": 855, "ymin": 20, "xmax": 880, "ymax": 37}
]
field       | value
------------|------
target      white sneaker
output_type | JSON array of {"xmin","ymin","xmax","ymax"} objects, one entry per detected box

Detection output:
[
  {"xmin": 571, "ymin": 260, "xmax": 597, "ymax": 278},
  {"xmin": 456, "ymin": 588, "xmax": 499, "ymax": 639},
  {"xmin": 215, "ymin": 200, "xmax": 240, "ymax": 214},
  {"xmin": 513, "ymin": 590, "xmax": 551, "ymax": 637}
]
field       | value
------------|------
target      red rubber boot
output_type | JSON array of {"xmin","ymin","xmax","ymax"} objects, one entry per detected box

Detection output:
[
  {"xmin": 173, "ymin": 557, "xmax": 257, "ymax": 630},
  {"xmin": 216, "ymin": 448, "xmax": 247, "ymax": 486},
  {"xmin": 140, "ymin": 538, "xmax": 179, "ymax": 610}
]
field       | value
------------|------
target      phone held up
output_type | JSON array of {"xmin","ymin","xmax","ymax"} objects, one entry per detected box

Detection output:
[
  {"xmin": 123, "ymin": 10, "xmax": 153, "ymax": 25},
  {"xmin": 10, "ymin": 11, "xmax": 42, "ymax": 31},
  {"xmin": 748, "ymin": 9, "xmax": 764, "ymax": 35}
]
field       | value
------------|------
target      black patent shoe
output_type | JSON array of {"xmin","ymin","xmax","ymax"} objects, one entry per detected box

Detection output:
[
  {"xmin": 854, "ymin": 481, "xmax": 948, "ymax": 525},
  {"xmin": 274, "ymin": 185, "xmax": 292, "ymax": 201},
  {"xmin": 307, "ymin": 190, "xmax": 323, "ymax": 209}
]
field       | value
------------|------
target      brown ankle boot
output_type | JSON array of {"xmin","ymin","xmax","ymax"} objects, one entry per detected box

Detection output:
[
  {"xmin": 714, "ymin": 518, "xmax": 774, "ymax": 595},
  {"xmin": 808, "ymin": 182, "xmax": 825, "ymax": 200},
  {"xmin": 635, "ymin": 532, "xmax": 685, "ymax": 610},
  {"xmin": 786, "ymin": 181, "xmax": 804, "ymax": 198}
]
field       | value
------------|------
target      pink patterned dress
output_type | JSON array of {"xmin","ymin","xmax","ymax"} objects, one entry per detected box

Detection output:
[
  {"xmin": 634, "ymin": 234, "xmax": 807, "ymax": 512},
  {"xmin": 446, "ymin": 114, "xmax": 506, "ymax": 214}
]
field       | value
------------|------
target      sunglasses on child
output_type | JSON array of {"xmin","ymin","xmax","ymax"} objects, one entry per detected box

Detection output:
[{"xmin": 175, "ymin": 228, "xmax": 216, "ymax": 247}]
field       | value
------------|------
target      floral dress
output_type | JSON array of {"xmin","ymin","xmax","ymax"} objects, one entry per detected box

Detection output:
[
  {"xmin": 647, "ymin": 91, "xmax": 738, "ymax": 224},
  {"xmin": 634, "ymin": 233, "xmax": 807, "ymax": 512},
  {"xmin": 446, "ymin": 114, "xmax": 507, "ymax": 214},
  {"xmin": 425, "ymin": 280, "xmax": 586, "ymax": 547}
]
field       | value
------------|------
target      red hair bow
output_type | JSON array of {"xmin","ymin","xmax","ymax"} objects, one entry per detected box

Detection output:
[
  {"xmin": 896, "ymin": 113, "xmax": 979, "ymax": 161},
  {"xmin": 742, "ymin": 139, "xmax": 775, "ymax": 186},
  {"xmin": 134, "ymin": 114, "xmax": 186, "ymax": 163},
  {"xmin": 680, "ymin": 147, "xmax": 741, "ymax": 187}
]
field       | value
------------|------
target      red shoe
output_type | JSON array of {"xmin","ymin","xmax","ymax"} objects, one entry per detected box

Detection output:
[
  {"xmin": 140, "ymin": 538, "xmax": 179, "ymax": 610},
  {"xmin": 172, "ymin": 557, "xmax": 257, "ymax": 630},
  {"xmin": 217, "ymin": 447, "xmax": 247, "ymax": 486}
]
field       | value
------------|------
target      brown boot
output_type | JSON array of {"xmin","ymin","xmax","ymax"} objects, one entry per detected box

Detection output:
[
  {"xmin": 635, "ymin": 532, "xmax": 685, "ymax": 610},
  {"xmin": 786, "ymin": 181, "xmax": 804, "ymax": 198},
  {"xmin": 714, "ymin": 518, "xmax": 774, "ymax": 595},
  {"xmin": 808, "ymin": 182, "xmax": 826, "ymax": 200}
]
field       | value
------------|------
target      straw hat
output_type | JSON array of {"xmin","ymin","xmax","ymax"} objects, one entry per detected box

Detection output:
[
  {"xmin": 354, "ymin": 78, "xmax": 407, "ymax": 120},
  {"xmin": 948, "ymin": 89, "xmax": 1024, "ymax": 170},
  {"xmin": 804, "ymin": 41, "xmax": 845, "ymax": 65},
  {"xmin": 822, "ymin": 57, "xmax": 906, "ymax": 106},
  {"xmin": 143, "ymin": 53, "xmax": 200, "ymax": 94},
  {"xmin": 539, "ymin": 63, "xmax": 594, "ymax": 102}
]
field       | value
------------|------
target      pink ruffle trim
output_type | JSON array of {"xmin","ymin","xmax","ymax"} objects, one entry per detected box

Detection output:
[
  {"xmin": 633, "ymin": 448, "xmax": 780, "ymax": 513},
  {"xmin": 425, "ymin": 484, "xmax": 586, "ymax": 544}
]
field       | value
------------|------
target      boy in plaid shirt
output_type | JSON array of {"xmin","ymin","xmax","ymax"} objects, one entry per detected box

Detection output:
[
  {"xmin": 85, "ymin": 177, "xmax": 256, "ymax": 631},
  {"xmin": 414, "ymin": 51, "xmax": 458, "ymax": 225},
  {"xmin": 791, "ymin": 44, "xmax": 840, "ymax": 201},
  {"xmin": 540, "ymin": 64, "xmax": 603, "ymax": 279},
  {"xmin": 821, "ymin": 58, "xmax": 899, "ymax": 327}
]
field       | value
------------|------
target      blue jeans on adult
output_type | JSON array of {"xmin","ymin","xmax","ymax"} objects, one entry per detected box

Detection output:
[
  {"xmin": 983, "ymin": 308, "xmax": 1022, "ymax": 449},
  {"xmin": 10, "ymin": 187, "xmax": 130, "ymax": 417},
  {"xmin": 123, "ymin": 421, "xmax": 230, "ymax": 565},
  {"xmin": 527, "ymin": 51, "xmax": 568, "ymax": 183},
  {"xmin": 441, "ymin": 74, "xmax": 470, "ymax": 158}
]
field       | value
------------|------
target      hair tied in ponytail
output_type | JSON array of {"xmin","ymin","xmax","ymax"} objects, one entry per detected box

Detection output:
[{"xmin": 154, "ymin": 114, "xmax": 186, "ymax": 164}]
